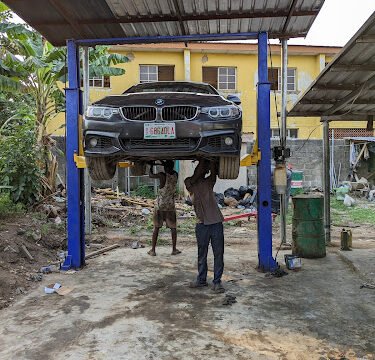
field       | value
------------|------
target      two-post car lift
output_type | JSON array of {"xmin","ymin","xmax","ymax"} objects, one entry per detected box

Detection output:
[{"xmin": 62, "ymin": 31, "xmax": 278, "ymax": 272}]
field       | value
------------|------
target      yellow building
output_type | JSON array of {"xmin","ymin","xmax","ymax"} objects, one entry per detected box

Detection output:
[{"xmin": 49, "ymin": 42, "xmax": 373, "ymax": 139}]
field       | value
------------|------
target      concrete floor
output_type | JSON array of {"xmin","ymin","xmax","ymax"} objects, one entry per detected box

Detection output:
[{"xmin": 0, "ymin": 245, "xmax": 374, "ymax": 360}]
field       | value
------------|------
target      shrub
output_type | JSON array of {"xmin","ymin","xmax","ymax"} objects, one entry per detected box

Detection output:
[
  {"xmin": 133, "ymin": 184, "xmax": 155, "ymax": 199},
  {"xmin": 0, "ymin": 117, "xmax": 42, "ymax": 205},
  {"xmin": 0, "ymin": 193, "xmax": 24, "ymax": 219}
]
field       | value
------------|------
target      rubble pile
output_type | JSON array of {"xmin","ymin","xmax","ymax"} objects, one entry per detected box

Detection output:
[
  {"xmin": 92, "ymin": 188, "xmax": 194, "ymax": 226},
  {"xmin": 335, "ymin": 177, "xmax": 375, "ymax": 207}
]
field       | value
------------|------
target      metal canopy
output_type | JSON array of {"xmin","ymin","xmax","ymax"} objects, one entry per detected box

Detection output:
[
  {"xmin": 3, "ymin": 0, "xmax": 324, "ymax": 46},
  {"xmin": 289, "ymin": 11, "xmax": 375, "ymax": 120}
]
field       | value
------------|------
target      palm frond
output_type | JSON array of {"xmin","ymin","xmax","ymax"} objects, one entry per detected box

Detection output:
[{"xmin": 0, "ymin": 74, "xmax": 23, "ymax": 93}]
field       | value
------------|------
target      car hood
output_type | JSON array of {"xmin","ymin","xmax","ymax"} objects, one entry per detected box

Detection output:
[{"xmin": 93, "ymin": 92, "xmax": 233, "ymax": 107}]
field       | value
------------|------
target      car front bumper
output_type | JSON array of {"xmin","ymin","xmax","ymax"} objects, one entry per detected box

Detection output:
[{"xmin": 83, "ymin": 117, "xmax": 242, "ymax": 161}]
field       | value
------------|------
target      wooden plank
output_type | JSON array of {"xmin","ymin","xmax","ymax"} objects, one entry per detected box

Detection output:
[
  {"xmin": 20, "ymin": 244, "xmax": 34, "ymax": 261},
  {"xmin": 85, "ymin": 244, "xmax": 120, "ymax": 260}
]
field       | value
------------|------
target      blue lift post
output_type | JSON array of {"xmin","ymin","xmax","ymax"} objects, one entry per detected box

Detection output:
[
  {"xmin": 63, "ymin": 31, "xmax": 277, "ymax": 271},
  {"xmin": 257, "ymin": 32, "xmax": 278, "ymax": 271},
  {"xmin": 62, "ymin": 39, "xmax": 85, "ymax": 270}
]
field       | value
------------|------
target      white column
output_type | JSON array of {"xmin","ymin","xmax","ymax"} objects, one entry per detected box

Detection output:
[{"xmin": 184, "ymin": 49, "xmax": 191, "ymax": 81}]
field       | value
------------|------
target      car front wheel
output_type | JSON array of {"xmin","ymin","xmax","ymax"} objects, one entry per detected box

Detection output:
[
  {"xmin": 86, "ymin": 156, "xmax": 116, "ymax": 181},
  {"xmin": 218, "ymin": 156, "xmax": 240, "ymax": 180}
]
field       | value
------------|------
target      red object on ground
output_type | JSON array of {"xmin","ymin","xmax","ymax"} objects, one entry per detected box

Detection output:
[{"xmin": 223, "ymin": 212, "xmax": 277, "ymax": 222}]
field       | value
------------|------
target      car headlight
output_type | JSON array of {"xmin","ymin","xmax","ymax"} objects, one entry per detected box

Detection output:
[
  {"xmin": 86, "ymin": 106, "xmax": 119, "ymax": 119},
  {"xmin": 201, "ymin": 105, "xmax": 240, "ymax": 119}
]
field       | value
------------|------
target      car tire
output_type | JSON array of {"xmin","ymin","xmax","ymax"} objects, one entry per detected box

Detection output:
[
  {"xmin": 131, "ymin": 162, "xmax": 147, "ymax": 176},
  {"xmin": 218, "ymin": 156, "xmax": 240, "ymax": 180},
  {"xmin": 86, "ymin": 157, "xmax": 116, "ymax": 181}
]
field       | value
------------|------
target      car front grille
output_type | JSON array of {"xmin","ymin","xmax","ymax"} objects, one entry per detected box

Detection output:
[
  {"xmin": 121, "ymin": 138, "xmax": 197, "ymax": 150},
  {"xmin": 162, "ymin": 106, "xmax": 198, "ymax": 121},
  {"xmin": 121, "ymin": 106, "xmax": 198, "ymax": 121},
  {"xmin": 121, "ymin": 106, "xmax": 156, "ymax": 121}
]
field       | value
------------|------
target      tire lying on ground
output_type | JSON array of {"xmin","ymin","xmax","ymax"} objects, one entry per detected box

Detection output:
[
  {"xmin": 218, "ymin": 156, "xmax": 240, "ymax": 180},
  {"xmin": 86, "ymin": 157, "xmax": 116, "ymax": 181},
  {"xmin": 131, "ymin": 162, "xmax": 147, "ymax": 176}
]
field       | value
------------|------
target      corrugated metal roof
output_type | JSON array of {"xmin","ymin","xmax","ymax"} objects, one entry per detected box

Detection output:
[
  {"xmin": 3, "ymin": 0, "xmax": 324, "ymax": 46},
  {"xmin": 345, "ymin": 137, "xmax": 375, "ymax": 143},
  {"xmin": 289, "ymin": 11, "xmax": 375, "ymax": 121}
]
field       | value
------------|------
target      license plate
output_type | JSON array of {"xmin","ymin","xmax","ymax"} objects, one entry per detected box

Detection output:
[{"xmin": 144, "ymin": 123, "xmax": 176, "ymax": 139}]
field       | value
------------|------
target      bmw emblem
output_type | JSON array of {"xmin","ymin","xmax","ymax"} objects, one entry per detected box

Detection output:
[{"xmin": 155, "ymin": 98, "xmax": 165, "ymax": 106}]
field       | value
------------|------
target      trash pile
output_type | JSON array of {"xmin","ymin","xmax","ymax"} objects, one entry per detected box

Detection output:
[
  {"xmin": 334, "ymin": 177, "xmax": 375, "ymax": 206},
  {"xmin": 35, "ymin": 184, "xmax": 66, "ymax": 225},
  {"xmin": 214, "ymin": 186, "xmax": 257, "ymax": 209}
]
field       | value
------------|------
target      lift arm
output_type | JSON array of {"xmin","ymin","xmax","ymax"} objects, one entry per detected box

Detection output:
[
  {"xmin": 240, "ymin": 139, "xmax": 261, "ymax": 167},
  {"xmin": 73, "ymin": 154, "xmax": 133, "ymax": 169}
]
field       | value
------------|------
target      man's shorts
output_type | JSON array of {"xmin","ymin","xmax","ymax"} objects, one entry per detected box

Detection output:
[{"xmin": 153, "ymin": 210, "xmax": 177, "ymax": 229}]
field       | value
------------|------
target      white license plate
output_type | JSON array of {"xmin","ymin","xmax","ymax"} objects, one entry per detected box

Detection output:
[{"xmin": 144, "ymin": 123, "xmax": 176, "ymax": 139}]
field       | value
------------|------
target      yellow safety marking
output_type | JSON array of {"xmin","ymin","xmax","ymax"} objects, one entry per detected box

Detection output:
[
  {"xmin": 74, "ymin": 153, "xmax": 87, "ymax": 168},
  {"xmin": 118, "ymin": 161, "xmax": 133, "ymax": 168}
]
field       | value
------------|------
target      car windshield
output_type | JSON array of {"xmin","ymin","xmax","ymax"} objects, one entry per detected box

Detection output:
[{"xmin": 124, "ymin": 82, "xmax": 218, "ymax": 95}]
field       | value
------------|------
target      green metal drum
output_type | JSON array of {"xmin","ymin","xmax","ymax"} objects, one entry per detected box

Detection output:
[{"xmin": 292, "ymin": 194, "xmax": 326, "ymax": 258}]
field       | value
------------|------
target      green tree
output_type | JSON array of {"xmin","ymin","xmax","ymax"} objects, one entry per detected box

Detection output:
[{"xmin": 0, "ymin": 4, "xmax": 128, "ymax": 201}]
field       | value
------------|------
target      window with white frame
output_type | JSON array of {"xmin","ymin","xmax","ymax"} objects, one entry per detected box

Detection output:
[
  {"xmin": 202, "ymin": 66, "xmax": 237, "ymax": 91},
  {"xmin": 88, "ymin": 75, "xmax": 110, "ymax": 88},
  {"xmin": 218, "ymin": 67, "xmax": 236, "ymax": 90},
  {"xmin": 268, "ymin": 68, "xmax": 297, "ymax": 91},
  {"xmin": 271, "ymin": 128, "xmax": 298, "ymax": 139},
  {"xmin": 140, "ymin": 65, "xmax": 158, "ymax": 83}
]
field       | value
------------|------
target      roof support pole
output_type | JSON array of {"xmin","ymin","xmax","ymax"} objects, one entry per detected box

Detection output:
[
  {"xmin": 322, "ymin": 118, "xmax": 331, "ymax": 245},
  {"xmin": 257, "ymin": 32, "xmax": 278, "ymax": 271},
  {"xmin": 82, "ymin": 47, "xmax": 92, "ymax": 235},
  {"xmin": 280, "ymin": 38, "xmax": 288, "ymax": 245},
  {"xmin": 62, "ymin": 40, "xmax": 85, "ymax": 270}
]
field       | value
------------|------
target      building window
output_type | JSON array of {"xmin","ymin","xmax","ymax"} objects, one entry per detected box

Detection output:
[
  {"xmin": 271, "ymin": 128, "xmax": 298, "ymax": 139},
  {"xmin": 268, "ymin": 68, "xmax": 296, "ymax": 91},
  {"xmin": 88, "ymin": 75, "xmax": 110, "ymax": 88},
  {"xmin": 139, "ymin": 65, "xmax": 174, "ymax": 83},
  {"xmin": 202, "ymin": 66, "xmax": 236, "ymax": 90}
]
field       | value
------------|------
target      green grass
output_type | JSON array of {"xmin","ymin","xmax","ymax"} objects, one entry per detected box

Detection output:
[
  {"xmin": 0, "ymin": 194, "xmax": 24, "ymax": 219},
  {"xmin": 132, "ymin": 185, "xmax": 156, "ymax": 199},
  {"xmin": 330, "ymin": 199, "xmax": 375, "ymax": 226},
  {"xmin": 274, "ymin": 210, "xmax": 293, "ymax": 226},
  {"xmin": 177, "ymin": 217, "xmax": 196, "ymax": 234}
]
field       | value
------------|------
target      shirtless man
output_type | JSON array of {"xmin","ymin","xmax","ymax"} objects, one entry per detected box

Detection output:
[
  {"xmin": 185, "ymin": 159, "xmax": 225, "ymax": 293},
  {"xmin": 148, "ymin": 160, "xmax": 181, "ymax": 256}
]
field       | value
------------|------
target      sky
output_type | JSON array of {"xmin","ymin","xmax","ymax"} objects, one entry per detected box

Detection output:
[{"xmin": 289, "ymin": 0, "xmax": 375, "ymax": 46}]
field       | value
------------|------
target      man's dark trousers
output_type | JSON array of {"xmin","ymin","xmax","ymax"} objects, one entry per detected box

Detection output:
[{"xmin": 195, "ymin": 222, "xmax": 224, "ymax": 284}]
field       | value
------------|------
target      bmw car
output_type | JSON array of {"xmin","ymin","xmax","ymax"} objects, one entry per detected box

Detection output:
[{"xmin": 84, "ymin": 81, "xmax": 242, "ymax": 180}]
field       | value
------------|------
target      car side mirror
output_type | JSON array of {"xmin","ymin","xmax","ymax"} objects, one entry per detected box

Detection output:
[{"xmin": 227, "ymin": 94, "xmax": 241, "ymax": 105}]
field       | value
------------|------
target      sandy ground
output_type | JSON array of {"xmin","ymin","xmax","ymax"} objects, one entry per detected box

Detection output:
[{"xmin": 0, "ymin": 239, "xmax": 374, "ymax": 360}]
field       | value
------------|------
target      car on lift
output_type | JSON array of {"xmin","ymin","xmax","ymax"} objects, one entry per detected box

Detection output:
[{"xmin": 83, "ymin": 81, "xmax": 242, "ymax": 180}]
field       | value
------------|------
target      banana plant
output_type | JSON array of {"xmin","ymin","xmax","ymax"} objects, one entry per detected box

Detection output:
[{"xmin": 0, "ymin": 4, "xmax": 128, "ymax": 199}]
